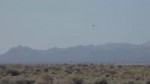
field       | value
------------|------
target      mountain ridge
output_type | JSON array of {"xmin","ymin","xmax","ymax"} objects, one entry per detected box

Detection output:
[{"xmin": 0, "ymin": 43, "xmax": 150, "ymax": 64}]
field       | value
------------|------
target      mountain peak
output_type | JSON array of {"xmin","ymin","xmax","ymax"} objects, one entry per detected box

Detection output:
[
  {"xmin": 0, "ymin": 44, "xmax": 150, "ymax": 64},
  {"xmin": 6, "ymin": 45, "xmax": 32, "ymax": 54}
]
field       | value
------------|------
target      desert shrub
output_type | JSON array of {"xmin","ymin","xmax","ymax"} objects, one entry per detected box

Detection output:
[
  {"xmin": 105, "ymin": 74, "xmax": 110, "ymax": 77},
  {"xmin": 118, "ymin": 65, "xmax": 122, "ymax": 68},
  {"xmin": 0, "ymin": 65, "xmax": 6, "ymax": 70},
  {"xmin": 135, "ymin": 76, "xmax": 142, "ymax": 81},
  {"xmin": 127, "ymin": 81, "xmax": 135, "ymax": 84},
  {"xmin": 0, "ymin": 65, "xmax": 6, "ymax": 75},
  {"xmin": 109, "ymin": 65, "xmax": 114, "ymax": 69},
  {"xmin": 95, "ymin": 79, "xmax": 108, "ymax": 84},
  {"xmin": 72, "ymin": 77, "xmax": 84, "ymax": 84},
  {"xmin": 0, "ymin": 78, "xmax": 11, "ymax": 84},
  {"xmin": 6, "ymin": 69, "xmax": 20, "ymax": 76},
  {"xmin": 16, "ymin": 79, "xmax": 35, "ymax": 84},
  {"xmin": 37, "ymin": 74, "xmax": 53, "ymax": 84},
  {"xmin": 65, "ymin": 69, "xmax": 72, "ymax": 74},
  {"xmin": 43, "ymin": 68, "xmax": 49, "ymax": 72},
  {"xmin": 124, "ymin": 81, "xmax": 135, "ymax": 84},
  {"xmin": 0, "ymin": 69, "xmax": 5, "ymax": 75},
  {"xmin": 146, "ymin": 80, "xmax": 150, "ymax": 84},
  {"xmin": 109, "ymin": 70, "xmax": 116, "ymax": 75}
]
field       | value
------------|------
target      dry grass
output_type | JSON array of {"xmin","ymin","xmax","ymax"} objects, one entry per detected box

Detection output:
[{"xmin": 0, "ymin": 64, "xmax": 150, "ymax": 84}]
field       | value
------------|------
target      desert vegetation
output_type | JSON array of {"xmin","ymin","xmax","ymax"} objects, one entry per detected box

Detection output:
[{"xmin": 0, "ymin": 64, "xmax": 150, "ymax": 84}]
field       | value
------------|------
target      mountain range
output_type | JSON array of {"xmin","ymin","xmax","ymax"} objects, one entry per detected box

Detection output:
[{"xmin": 0, "ymin": 42, "xmax": 150, "ymax": 64}]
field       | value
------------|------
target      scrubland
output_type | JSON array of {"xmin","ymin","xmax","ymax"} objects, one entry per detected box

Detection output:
[{"xmin": 0, "ymin": 64, "xmax": 150, "ymax": 84}]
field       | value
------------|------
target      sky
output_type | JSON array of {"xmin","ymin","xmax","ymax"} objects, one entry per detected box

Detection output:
[{"xmin": 0, "ymin": 0, "xmax": 150, "ymax": 54}]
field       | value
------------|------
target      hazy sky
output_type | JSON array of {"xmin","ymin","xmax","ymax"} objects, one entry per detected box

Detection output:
[{"xmin": 0, "ymin": 0, "xmax": 150, "ymax": 54}]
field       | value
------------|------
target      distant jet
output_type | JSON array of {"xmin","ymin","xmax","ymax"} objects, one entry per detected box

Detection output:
[{"xmin": 92, "ymin": 25, "xmax": 95, "ymax": 27}]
